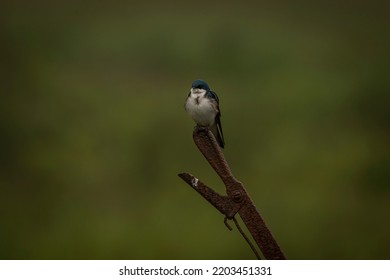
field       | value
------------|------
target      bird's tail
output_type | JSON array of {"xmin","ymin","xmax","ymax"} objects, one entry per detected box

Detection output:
[{"xmin": 211, "ymin": 123, "xmax": 225, "ymax": 148}]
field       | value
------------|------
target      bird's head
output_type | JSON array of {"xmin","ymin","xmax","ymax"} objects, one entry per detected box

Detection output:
[{"xmin": 191, "ymin": 79, "xmax": 210, "ymax": 93}]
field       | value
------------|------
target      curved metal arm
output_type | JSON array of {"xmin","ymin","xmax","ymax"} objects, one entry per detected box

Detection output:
[{"xmin": 178, "ymin": 126, "xmax": 286, "ymax": 260}]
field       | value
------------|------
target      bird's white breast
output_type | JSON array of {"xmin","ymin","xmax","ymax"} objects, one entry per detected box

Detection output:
[{"xmin": 185, "ymin": 91, "xmax": 216, "ymax": 126}]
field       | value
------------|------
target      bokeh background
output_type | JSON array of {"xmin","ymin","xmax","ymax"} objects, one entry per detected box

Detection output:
[{"xmin": 1, "ymin": 0, "xmax": 389, "ymax": 259}]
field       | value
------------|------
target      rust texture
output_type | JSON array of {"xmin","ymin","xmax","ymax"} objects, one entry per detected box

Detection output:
[{"xmin": 178, "ymin": 126, "xmax": 286, "ymax": 260}]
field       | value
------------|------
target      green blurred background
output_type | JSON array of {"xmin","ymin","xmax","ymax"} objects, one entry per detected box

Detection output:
[{"xmin": 1, "ymin": 0, "xmax": 389, "ymax": 259}]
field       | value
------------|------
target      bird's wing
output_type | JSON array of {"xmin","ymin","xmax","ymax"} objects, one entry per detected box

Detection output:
[
  {"xmin": 206, "ymin": 90, "xmax": 220, "ymax": 104},
  {"xmin": 208, "ymin": 91, "xmax": 225, "ymax": 147}
]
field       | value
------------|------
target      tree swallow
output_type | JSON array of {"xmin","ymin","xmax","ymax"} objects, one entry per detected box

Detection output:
[{"xmin": 185, "ymin": 79, "xmax": 225, "ymax": 148}]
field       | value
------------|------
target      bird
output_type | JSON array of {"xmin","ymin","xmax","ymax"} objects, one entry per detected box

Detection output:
[{"xmin": 184, "ymin": 79, "xmax": 225, "ymax": 148}]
